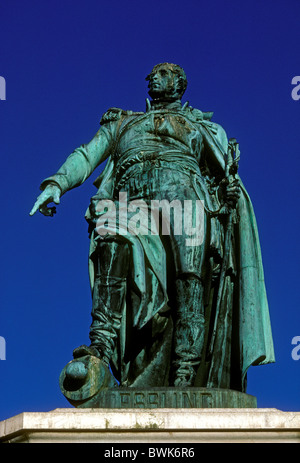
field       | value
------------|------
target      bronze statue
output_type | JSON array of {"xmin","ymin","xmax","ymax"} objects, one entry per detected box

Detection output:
[{"xmin": 30, "ymin": 63, "xmax": 274, "ymax": 405}]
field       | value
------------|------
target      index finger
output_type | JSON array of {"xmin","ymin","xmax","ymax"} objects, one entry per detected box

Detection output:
[
  {"xmin": 29, "ymin": 202, "xmax": 40, "ymax": 216},
  {"xmin": 29, "ymin": 195, "xmax": 46, "ymax": 216}
]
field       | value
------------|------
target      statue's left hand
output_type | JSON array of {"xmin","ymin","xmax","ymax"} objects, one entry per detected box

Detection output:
[
  {"xmin": 218, "ymin": 178, "xmax": 241, "ymax": 210},
  {"xmin": 224, "ymin": 179, "xmax": 241, "ymax": 208},
  {"xmin": 29, "ymin": 184, "xmax": 61, "ymax": 217}
]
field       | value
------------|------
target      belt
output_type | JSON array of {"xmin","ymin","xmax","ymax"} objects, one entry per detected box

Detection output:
[{"xmin": 115, "ymin": 151, "xmax": 200, "ymax": 186}]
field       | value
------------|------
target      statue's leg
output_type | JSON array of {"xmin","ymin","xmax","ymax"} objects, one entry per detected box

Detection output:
[
  {"xmin": 74, "ymin": 239, "xmax": 130, "ymax": 365},
  {"xmin": 172, "ymin": 275, "xmax": 205, "ymax": 387},
  {"xmin": 163, "ymin": 181, "xmax": 206, "ymax": 387}
]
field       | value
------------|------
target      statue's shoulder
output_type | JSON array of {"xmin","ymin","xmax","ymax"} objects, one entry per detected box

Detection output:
[
  {"xmin": 184, "ymin": 105, "xmax": 228, "ymax": 149},
  {"xmin": 100, "ymin": 107, "xmax": 144, "ymax": 125},
  {"xmin": 186, "ymin": 105, "xmax": 226, "ymax": 134},
  {"xmin": 184, "ymin": 105, "xmax": 214, "ymax": 122}
]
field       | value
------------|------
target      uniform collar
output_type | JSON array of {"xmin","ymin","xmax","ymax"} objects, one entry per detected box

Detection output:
[{"xmin": 146, "ymin": 98, "xmax": 184, "ymax": 112}]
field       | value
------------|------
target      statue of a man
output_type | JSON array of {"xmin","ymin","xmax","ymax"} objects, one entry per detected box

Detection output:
[{"xmin": 30, "ymin": 63, "xmax": 274, "ymax": 392}]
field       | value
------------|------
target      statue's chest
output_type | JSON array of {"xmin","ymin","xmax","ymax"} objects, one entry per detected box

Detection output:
[{"xmin": 119, "ymin": 112, "xmax": 202, "ymax": 151}]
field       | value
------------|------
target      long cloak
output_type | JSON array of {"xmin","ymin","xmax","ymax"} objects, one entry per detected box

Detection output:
[{"xmin": 86, "ymin": 119, "xmax": 275, "ymax": 391}]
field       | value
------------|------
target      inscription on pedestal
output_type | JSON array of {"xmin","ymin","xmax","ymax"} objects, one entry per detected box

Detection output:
[
  {"xmin": 114, "ymin": 390, "xmax": 213, "ymax": 408},
  {"xmin": 78, "ymin": 387, "xmax": 257, "ymax": 409}
]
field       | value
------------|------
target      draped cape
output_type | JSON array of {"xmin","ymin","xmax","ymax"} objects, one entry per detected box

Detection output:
[{"xmin": 86, "ymin": 117, "xmax": 275, "ymax": 390}]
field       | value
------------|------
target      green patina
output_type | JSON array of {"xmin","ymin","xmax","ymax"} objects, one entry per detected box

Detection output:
[{"xmin": 31, "ymin": 63, "xmax": 275, "ymax": 406}]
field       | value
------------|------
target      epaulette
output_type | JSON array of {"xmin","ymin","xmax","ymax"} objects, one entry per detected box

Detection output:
[
  {"xmin": 100, "ymin": 107, "xmax": 144, "ymax": 125},
  {"xmin": 185, "ymin": 106, "xmax": 214, "ymax": 122}
]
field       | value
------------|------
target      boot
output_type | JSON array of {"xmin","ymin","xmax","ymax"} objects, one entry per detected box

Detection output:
[
  {"xmin": 89, "ymin": 274, "xmax": 126, "ymax": 365},
  {"xmin": 172, "ymin": 277, "xmax": 205, "ymax": 387},
  {"xmin": 74, "ymin": 274, "xmax": 126, "ymax": 366},
  {"xmin": 73, "ymin": 238, "xmax": 129, "ymax": 375}
]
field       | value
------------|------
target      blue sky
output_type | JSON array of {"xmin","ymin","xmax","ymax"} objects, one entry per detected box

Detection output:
[{"xmin": 0, "ymin": 0, "xmax": 300, "ymax": 421}]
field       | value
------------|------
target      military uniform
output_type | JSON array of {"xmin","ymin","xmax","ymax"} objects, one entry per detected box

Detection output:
[{"xmin": 40, "ymin": 100, "xmax": 274, "ymax": 389}]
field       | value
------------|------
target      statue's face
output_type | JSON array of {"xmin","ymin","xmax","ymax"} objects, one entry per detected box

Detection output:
[{"xmin": 147, "ymin": 65, "xmax": 178, "ymax": 99}]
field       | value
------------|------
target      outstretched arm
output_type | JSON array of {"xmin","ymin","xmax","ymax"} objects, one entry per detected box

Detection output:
[{"xmin": 30, "ymin": 123, "xmax": 114, "ymax": 216}]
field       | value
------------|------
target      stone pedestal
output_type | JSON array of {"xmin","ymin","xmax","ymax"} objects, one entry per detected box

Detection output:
[{"xmin": 1, "ymin": 408, "xmax": 300, "ymax": 443}]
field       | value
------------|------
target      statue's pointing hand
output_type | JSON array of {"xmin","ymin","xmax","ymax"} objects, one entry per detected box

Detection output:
[{"xmin": 29, "ymin": 184, "xmax": 61, "ymax": 217}]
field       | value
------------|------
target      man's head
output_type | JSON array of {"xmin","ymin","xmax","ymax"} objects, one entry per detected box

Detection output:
[{"xmin": 146, "ymin": 63, "xmax": 187, "ymax": 100}]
